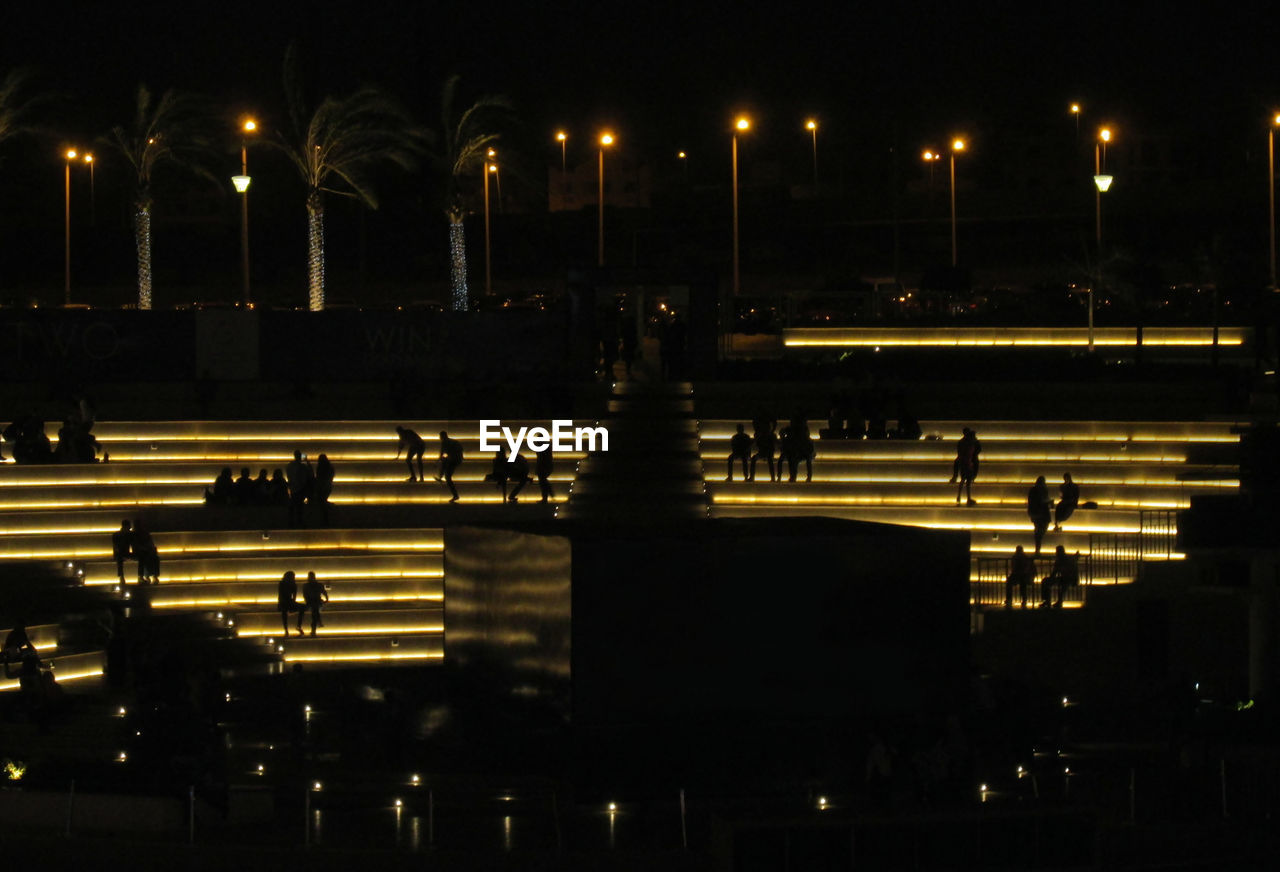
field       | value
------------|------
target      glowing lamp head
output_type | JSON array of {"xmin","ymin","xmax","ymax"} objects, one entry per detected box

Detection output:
[
  {"xmin": 65, "ymin": 149, "xmax": 77, "ymax": 160},
  {"xmin": 677, "ymin": 151, "xmax": 686, "ymax": 159},
  {"xmin": 599, "ymin": 132, "xmax": 614, "ymax": 147},
  {"xmin": 488, "ymin": 164, "xmax": 497, "ymax": 173},
  {"xmin": 231, "ymin": 174, "xmax": 252, "ymax": 193},
  {"xmin": 82, "ymin": 153, "xmax": 93, "ymax": 164},
  {"xmin": 1099, "ymin": 127, "xmax": 1112, "ymax": 143},
  {"xmin": 806, "ymin": 119, "xmax": 817, "ymax": 131},
  {"xmin": 556, "ymin": 131, "xmax": 566, "ymax": 142},
  {"xmin": 735, "ymin": 117, "xmax": 750, "ymax": 132},
  {"xmin": 1070, "ymin": 103, "xmax": 1080, "ymax": 114},
  {"xmin": 243, "ymin": 119, "xmax": 257, "ymax": 133},
  {"xmin": 1274, "ymin": 113, "xmax": 1280, "ymax": 127},
  {"xmin": 952, "ymin": 138, "xmax": 966, "ymax": 152},
  {"xmin": 487, "ymin": 147, "xmax": 496, "ymax": 158},
  {"xmin": 922, "ymin": 150, "xmax": 936, "ymax": 161},
  {"xmin": 1094, "ymin": 173, "xmax": 1113, "ymax": 192}
]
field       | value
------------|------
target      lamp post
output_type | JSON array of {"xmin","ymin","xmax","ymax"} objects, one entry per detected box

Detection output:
[
  {"xmin": 732, "ymin": 116, "xmax": 750, "ymax": 296},
  {"xmin": 64, "ymin": 148, "xmax": 77, "ymax": 305},
  {"xmin": 805, "ymin": 119, "xmax": 818, "ymax": 185},
  {"xmin": 598, "ymin": 132, "xmax": 614, "ymax": 267},
  {"xmin": 1090, "ymin": 127, "xmax": 1115, "ymax": 352},
  {"xmin": 1270, "ymin": 114, "xmax": 1280, "ymax": 291},
  {"xmin": 677, "ymin": 150, "xmax": 688, "ymax": 183},
  {"xmin": 949, "ymin": 138, "xmax": 965, "ymax": 267},
  {"xmin": 556, "ymin": 131, "xmax": 567, "ymax": 173},
  {"xmin": 484, "ymin": 161, "xmax": 497, "ymax": 296},
  {"xmin": 922, "ymin": 149, "xmax": 938, "ymax": 207},
  {"xmin": 232, "ymin": 118, "xmax": 256, "ymax": 305},
  {"xmin": 1070, "ymin": 102, "xmax": 1081, "ymax": 139},
  {"xmin": 83, "ymin": 153, "xmax": 95, "ymax": 226}
]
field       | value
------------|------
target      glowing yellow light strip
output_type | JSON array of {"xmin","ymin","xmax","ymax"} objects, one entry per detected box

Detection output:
[
  {"xmin": 85, "ymin": 569, "xmax": 443, "ymax": 585},
  {"xmin": 709, "ymin": 474, "xmax": 1236, "ymax": 487},
  {"xmin": 782, "ymin": 327, "xmax": 1248, "ymax": 348},
  {"xmin": 149, "ymin": 593, "xmax": 443, "ymax": 608},
  {"xmin": 0, "ymin": 474, "xmax": 577, "ymax": 488},
  {"xmin": 0, "ymin": 668, "xmax": 103, "ymax": 692},
  {"xmin": 237, "ymin": 625, "xmax": 444, "ymax": 638},
  {"xmin": 281, "ymin": 651, "xmax": 444, "ymax": 664},
  {"xmin": 711, "ymin": 494, "xmax": 1189, "ymax": 510},
  {"xmin": 707, "ymin": 508, "xmax": 1141, "ymax": 534}
]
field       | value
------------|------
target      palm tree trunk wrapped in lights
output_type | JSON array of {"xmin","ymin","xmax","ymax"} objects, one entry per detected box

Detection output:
[
  {"xmin": 133, "ymin": 200, "xmax": 152, "ymax": 309},
  {"xmin": 448, "ymin": 208, "xmax": 468, "ymax": 311},
  {"xmin": 307, "ymin": 192, "xmax": 325, "ymax": 311}
]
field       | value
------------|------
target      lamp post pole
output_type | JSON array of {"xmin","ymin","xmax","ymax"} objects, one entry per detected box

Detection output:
[
  {"xmin": 1270, "ymin": 115, "xmax": 1279, "ymax": 290},
  {"xmin": 732, "ymin": 117, "xmax": 749, "ymax": 296},
  {"xmin": 64, "ymin": 149, "xmax": 76, "ymax": 305},
  {"xmin": 949, "ymin": 139, "xmax": 964, "ymax": 267},
  {"xmin": 806, "ymin": 119, "xmax": 818, "ymax": 186},
  {"xmin": 598, "ymin": 133, "xmax": 613, "ymax": 267},
  {"xmin": 484, "ymin": 162, "xmax": 494, "ymax": 296}
]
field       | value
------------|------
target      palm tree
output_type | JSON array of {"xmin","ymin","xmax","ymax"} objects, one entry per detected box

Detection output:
[
  {"xmin": 0, "ymin": 69, "xmax": 43, "ymax": 150},
  {"xmin": 436, "ymin": 76, "xmax": 511, "ymax": 311},
  {"xmin": 276, "ymin": 47, "xmax": 421, "ymax": 311},
  {"xmin": 106, "ymin": 85, "xmax": 215, "ymax": 310}
]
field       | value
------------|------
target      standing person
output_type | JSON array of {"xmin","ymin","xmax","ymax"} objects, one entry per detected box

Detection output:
[
  {"xmin": 1005, "ymin": 545, "xmax": 1035, "ymax": 609},
  {"xmin": 535, "ymin": 446, "xmax": 555, "ymax": 503},
  {"xmin": 395, "ymin": 426, "xmax": 426, "ymax": 482},
  {"xmin": 1054, "ymin": 472, "xmax": 1080, "ymax": 532},
  {"xmin": 726, "ymin": 423, "xmax": 752, "ymax": 481},
  {"xmin": 436, "ymin": 431, "xmax": 463, "ymax": 503},
  {"xmin": 788, "ymin": 412, "xmax": 815, "ymax": 483},
  {"xmin": 133, "ymin": 521, "xmax": 159, "ymax": 585},
  {"xmin": 277, "ymin": 571, "xmax": 298, "ymax": 637},
  {"xmin": 485, "ymin": 448, "xmax": 509, "ymax": 502},
  {"xmin": 313, "ymin": 454, "xmax": 335, "ymax": 525},
  {"xmin": 1027, "ymin": 475, "xmax": 1052, "ymax": 555},
  {"xmin": 952, "ymin": 427, "xmax": 981, "ymax": 506},
  {"xmin": 750, "ymin": 420, "xmax": 778, "ymax": 482},
  {"xmin": 297, "ymin": 571, "xmax": 329, "ymax": 637},
  {"xmin": 111, "ymin": 520, "xmax": 133, "ymax": 583},
  {"xmin": 285, "ymin": 450, "xmax": 314, "ymax": 528}
]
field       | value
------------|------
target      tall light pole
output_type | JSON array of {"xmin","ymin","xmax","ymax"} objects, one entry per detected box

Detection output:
[
  {"xmin": 732, "ymin": 116, "xmax": 750, "ymax": 295},
  {"xmin": 1270, "ymin": 114, "xmax": 1280, "ymax": 291},
  {"xmin": 484, "ymin": 161, "xmax": 496, "ymax": 296},
  {"xmin": 949, "ymin": 138, "xmax": 965, "ymax": 267},
  {"xmin": 598, "ymin": 132, "xmax": 614, "ymax": 267},
  {"xmin": 1091, "ymin": 127, "xmax": 1115, "ymax": 352},
  {"xmin": 1070, "ymin": 102, "xmax": 1081, "ymax": 139},
  {"xmin": 83, "ymin": 153, "xmax": 95, "ymax": 226},
  {"xmin": 922, "ymin": 149, "xmax": 939, "ymax": 207},
  {"xmin": 556, "ymin": 131, "xmax": 567, "ymax": 173},
  {"xmin": 64, "ymin": 148, "xmax": 77, "ymax": 305},
  {"xmin": 232, "ymin": 118, "xmax": 257, "ymax": 305},
  {"xmin": 805, "ymin": 119, "xmax": 818, "ymax": 185}
]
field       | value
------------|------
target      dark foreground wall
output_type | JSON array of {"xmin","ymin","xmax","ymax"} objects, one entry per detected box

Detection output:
[{"xmin": 443, "ymin": 518, "xmax": 971, "ymax": 725}]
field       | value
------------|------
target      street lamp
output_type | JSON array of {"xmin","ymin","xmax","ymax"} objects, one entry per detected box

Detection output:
[
  {"xmin": 922, "ymin": 149, "xmax": 939, "ymax": 205},
  {"xmin": 732, "ymin": 116, "xmax": 750, "ymax": 296},
  {"xmin": 1070, "ymin": 102, "xmax": 1081, "ymax": 138},
  {"xmin": 598, "ymin": 132, "xmax": 614, "ymax": 267},
  {"xmin": 949, "ymin": 138, "xmax": 965, "ymax": 267},
  {"xmin": 1094, "ymin": 127, "xmax": 1113, "ymax": 249},
  {"xmin": 805, "ymin": 119, "xmax": 818, "ymax": 185},
  {"xmin": 484, "ymin": 160, "xmax": 497, "ymax": 296},
  {"xmin": 83, "ymin": 153, "xmax": 95, "ymax": 226},
  {"xmin": 232, "ymin": 118, "xmax": 257, "ymax": 305},
  {"xmin": 1270, "ymin": 114, "xmax": 1280, "ymax": 290},
  {"xmin": 556, "ymin": 130, "xmax": 567, "ymax": 173},
  {"xmin": 64, "ymin": 148, "xmax": 77, "ymax": 305}
]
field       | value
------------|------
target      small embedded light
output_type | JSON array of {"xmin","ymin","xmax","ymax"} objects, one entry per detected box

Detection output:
[
  {"xmin": 117, "ymin": 751, "xmax": 127, "ymax": 762},
  {"xmin": 216, "ymin": 612, "xmax": 223, "ymax": 620},
  {"xmin": 395, "ymin": 798, "xmax": 403, "ymax": 808},
  {"xmin": 257, "ymin": 764, "xmax": 265, "ymax": 773},
  {"xmin": 277, "ymin": 645, "xmax": 284, "ymax": 653},
  {"xmin": 117, "ymin": 706, "xmax": 127, "ymax": 716},
  {"xmin": 411, "ymin": 774, "xmax": 421, "ymax": 785},
  {"xmin": 135, "ymin": 730, "xmax": 141, "ymax": 736},
  {"xmin": 1061, "ymin": 696, "xmax": 1069, "ymax": 707},
  {"xmin": 816, "ymin": 796, "xmax": 828, "ymax": 810},
  {"xmin": 313, "ymin": 781, "xmax": 322, "ymax": 791},
  {"xmin": 1064, "ymin": 767, "xmax": 1071, "ymax": 775},
  {"xmin": 607, "ymin": 802, "xmax": 617, "ymax": 812},
  {"xmin": 225, "ymin": 693, "xmax": 231, "ymax": 702},
  {"xmin": 304, "ymin": 704, "xmax": 312, "ymax": 713},
  {"xmin": 980, "ymin": 783, "xmax": 987, "ymax": 792}
]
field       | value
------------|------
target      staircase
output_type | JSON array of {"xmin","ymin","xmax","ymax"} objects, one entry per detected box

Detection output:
[{"xmin": 564, "ymin": 381, "xmax": 708, "ymax": 524}]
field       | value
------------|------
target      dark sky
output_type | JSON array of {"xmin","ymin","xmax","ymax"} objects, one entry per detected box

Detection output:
[{"xmin": 3, "ymin": 0, "xmax": 1274, "ymax": 155}]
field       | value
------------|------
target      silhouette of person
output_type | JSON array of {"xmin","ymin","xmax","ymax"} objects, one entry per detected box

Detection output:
[
  {"xmin": 396, "ymin": 426, "xmax": 426, "ymax": 482},
  {"xmin": 507, "ymin": 451, "xmax": 531, "ymax": 501},
  {"xmin": 1027, "ymin": 475, "xmax": 1052, "ymax": 554},
  {"xmin": 750, "ymin": 420, "xmax": 778, "ymax": 482},
  {"xmin": 1005, "ymin": 545, "xmax": 1035, "ymax": 609},
  {"xmin": 233, "ymin": 467, "xmax": 255, "ymax": 505},
  {"xmin": 486, "ymin": 448, "xmax": 509, "ymax": 501},
  {"xmin": 269, "ymin": 469, "xmax": 289, "ymax": 506},
  {"xmin": 297, "ymin": 571, "xmax": 328, "ymax": 636},
  {"xmin": 726, "ymin": 424, "xmax": 752, "ymax": 481},
  {"xmin": 286, "ymin": 450, "xmax": 313, "ymax": 527},
  {"xmin": 782, "ymin": 414, "xmax": 814, "ymax": 482},
  {"xmin": 536, "ymin": 446, "xmax": 555, "ymax": 503},
  {"xmin": 3, "ymin": 620, "xmax": 36, "ymax": 663},
  {"xmin": 1042, "ymin": 544, "xmax": 1078, "ymax": 608},
  {"xmin": 133, "ymin": 521, "xmax": 159, "ymax": 585},
  {"xmin": 253, "ymin": 469, "xmax": 271, "ymax": 505},
  {"xmin": 205, "ymin": 468, "xmax": 233, "ymax": 505},
  {"xmin": 111, "ymin": 520, "xmax": 133, "ymax": 583},
  {"xmin": 952, "ymin": 427, "xmax": 981, "ymax": 506},
  {"xmin": 437, "ymin": 431, "xmax": 463, "ymax": 503},
  {"xmin": 313, "ymin": 454, "xmax": 335, "ymax": 525},
  {"xmin": 277, "ymin": 571, "xmax": 298, "ymax": 637},
  {"xmin": 1054, "ymin": 472, "xmax": 1080, "ymax": 531}
]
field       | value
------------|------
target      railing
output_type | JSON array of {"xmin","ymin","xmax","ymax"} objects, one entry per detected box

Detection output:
[
  {"xmin": 1139, "ymin": 509, "xmax": 1178, "ymax": 559},
  {"xmin": 973, "ymin": 555, "xmax": 1085, "ymax": 608}
]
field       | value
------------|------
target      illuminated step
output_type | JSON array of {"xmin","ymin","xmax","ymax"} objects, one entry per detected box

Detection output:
[
  {"xmin": 79, "ymin": 553, "xmax": 443, "ymax": 586},
  {"xmin": 0, "ymin": 481, "xmax": 569, "ymax": 511},
  {"xmin": 698, "ymin": 419, "xmax": 1243, "ymax": 443},
  {"xmin": 707, "ymin": 504, "xmax": 1142, "ymax": 534},
  {"xmin": 146, "ymin": 578, "xmax": 443, "ymax": 609},
  {"xmin": 232, "ymin": 607, "xmax": 443, "ymax": 638},
  {"xmin": 706, "ymin": 481, "xmax": 1214, "ymax": 510},
  {"xmin": 270, "ymin": 634, "xmax": 444, "ymax": 665},
  {"xmin": 57, "ymin": 440, "xmax": 587, "ymax": 464},
  {"xmin": 62, "ymin": 419, "xmax": 601, "ymax": 441},
  {"xmin": 0, "ymin": 623, "xmax": 60, "ymax": 656},
  {"xmin": 700, "ymin": 440, "xmax": 1216, "ymax": 464},
  {"xmin": 780, "ymin": 326, "xmax": 1250, "ymax": 348},
  {"xmin": 699, "ymin": 460, "xmax": 1236, "ymax": 487},
  {"xmin": 0, "ymin": 650, "xmax": 104, "ymax": 693},
  {"xmin": 0, "ymin": 528, "xmax": 444, "ymax": 560}
]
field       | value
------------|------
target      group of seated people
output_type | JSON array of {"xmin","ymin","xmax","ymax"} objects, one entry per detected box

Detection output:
[
  {"xmin": 204, "ymin": 467, "xmax": 291, "ymax": 507},
  {"xmin": 3, "ymin": 415, "xmax": 103, "ymax": 464}
]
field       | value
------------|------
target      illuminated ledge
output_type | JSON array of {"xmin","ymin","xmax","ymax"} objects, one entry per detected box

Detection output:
[
  {"xmin": 149, "ymin": 590, "xmax": 443, "ymax": 609},
  {"xmin": 782, "ymin": 327, "xmax": 1249, "ymax": 348},
  {"xmin": 698, "ymin": 419, "xmax": 1244, "ymax": 443},
  {"xmin": 0, "ymin": 651, "xmax": 105, "ymax": 692},
  {"xmin": 283, "ymin": 651, "xmax": 444, "ymax": 664}
]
